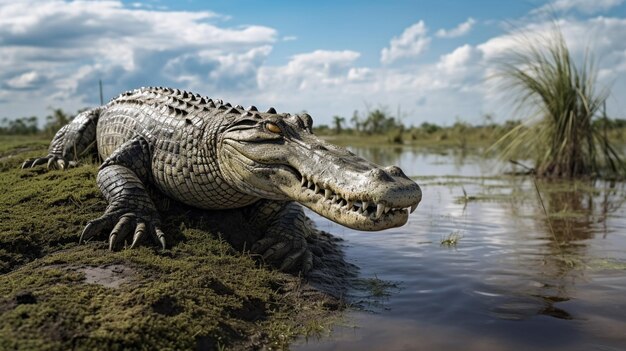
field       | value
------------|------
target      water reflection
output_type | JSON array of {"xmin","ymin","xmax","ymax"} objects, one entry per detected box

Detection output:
[
  {"xmin": 482, "ymin": 178, "xmax": 626, "ymax": 325},
  {"xmin": 518, "ymin": 180, "xmax": 626, "ymax": 320},
  {"xmin": 347, "ymin": 145, "xmax": 404, "ymax": 166},
  {"xmin": 347, "ymin": 145, "xmax": 501, "ymax": 177}
]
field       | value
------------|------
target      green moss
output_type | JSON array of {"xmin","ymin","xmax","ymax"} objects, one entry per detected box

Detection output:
[{"xmin": 0, "ymin": 135, "xmax": 340, "ymax": 350}]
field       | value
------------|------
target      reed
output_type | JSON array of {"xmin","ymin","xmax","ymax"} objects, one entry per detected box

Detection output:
[{"xmin": 491, "ymin": 27, "xmax": 625, "ymax": 178}]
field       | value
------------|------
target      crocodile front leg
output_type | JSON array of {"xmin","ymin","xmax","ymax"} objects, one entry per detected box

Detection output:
[
  {"xmin": 79, "ymin": 136, "xmax": 166, "ymax": 250},
  {"xmin": 246, "ymin": 200, "xmax": 314, "ymax": 274},
  {"xmin": 22, "ymin": 108, "xmax": 100, "ymax": 169}
]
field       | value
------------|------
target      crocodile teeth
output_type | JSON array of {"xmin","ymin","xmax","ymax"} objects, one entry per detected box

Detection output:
[
  {"xmin": 299, "ymin": 172, "xmax": 413, "ymax": 219},
  {"xmin": 375, "ymin": 204, "xmax": 384, "ymax": 219}
]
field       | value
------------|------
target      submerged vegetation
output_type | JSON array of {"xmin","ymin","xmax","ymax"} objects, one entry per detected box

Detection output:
[
  {"xmin": 440, "ymin": 231, "xmax": 462, "ymax": 247},
  {"xmin": 490, "ymin": 27, "xmax": 626, "ymax": 179}
]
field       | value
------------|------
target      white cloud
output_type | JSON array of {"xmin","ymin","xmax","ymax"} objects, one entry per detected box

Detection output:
[
  {"xmin": 436, "ymin": 44, "xmax": 476, "ymax": 75},
  {"xmin": 347, "ymin": 67, "xmax": 373, "ymax": 82},
  {"xmin": 252, "ymin": 42, "xmax": 486, "ymax": 126},
  {"xmin": 477, "ymin": 17, "xmax": 626, "ymax": 60},
  {"xmin": 259, "ymin": 50, "xmax": 360, "ymax": 91},
  {"xmin": 5, "ymin": 71, "xmax": 44, "ymax": 89},
  {"xmin": 533, "ymin": 0, "xmax": 624, "ymax": 14},
  {"xmin": 380, "ymin": 21, "xmax": 431, "ymax": 65},
  {"xmin": 478, "ymin": 16, "xmax": 626, "ymax": 120},
  {"xmin": 0, "ymin": 0, "xmax": 276, "ymax": 114},
  {"xmin": 436, "ymin": 18, "xmax": 476, "ymax": 38}
]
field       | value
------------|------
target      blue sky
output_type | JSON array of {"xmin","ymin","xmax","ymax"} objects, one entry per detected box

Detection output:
[
  {"xmin": 150, "ymin": 0, "xmax": 534, "ymax": 65},
  {"xmin": 2, "ymin": 0, "xmax": 626, "ymax": 127}
]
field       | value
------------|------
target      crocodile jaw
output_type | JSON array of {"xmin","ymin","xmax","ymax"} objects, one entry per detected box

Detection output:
[
  {"xmin": 220, "ymin": 151, "xmax": 421, "ymax": 231},
  {"xmin": 279, "ymin": 172, "xmax": 420, "ymax": 231},
  {"xmin": 293, "ymin": 185, "xmax": 412, "ymax": 231}
]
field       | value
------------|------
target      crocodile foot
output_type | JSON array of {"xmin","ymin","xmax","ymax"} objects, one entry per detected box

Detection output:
[
  {"xmin": 251, "ymin": 229, "xmax": 313, "ymax": 274},
  {"xmin": 21, "ymin": 155, "xmax": 76, "ymax": 170},
  {"xmin": 80, "ymin": 209, "xmax": 166, "ymax": 251}
]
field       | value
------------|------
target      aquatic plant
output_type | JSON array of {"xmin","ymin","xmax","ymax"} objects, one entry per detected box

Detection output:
[
  {"xmin": 440, "ymin": 231, "xmax": 462, "ymax": 247},
  {"xmin": 490, "ymin": 26, "xmax": 625, "ymax": 178}
]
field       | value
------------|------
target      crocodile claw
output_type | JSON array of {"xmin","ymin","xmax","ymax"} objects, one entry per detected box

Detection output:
[
  {"xmin": 80, "ymin": 212, "xmax": 165, "ymax": 250},
  {"xmin": 251, "ymin": 232, "xmax": 312, "ymax": 274},
  {"xmin": 21, "ymin": 155, "xmax": 76, "ymax": 170},
  {"xmin": 154, "ymin": 227, "xmax": 167, "ymax": 250},
  {"xmin": 130, "ymin": 221, "xmax": 146, "ymax": 249},
  {"xmin": 280, "ymin": 248, "xmax": 313, "ymax": 273}
]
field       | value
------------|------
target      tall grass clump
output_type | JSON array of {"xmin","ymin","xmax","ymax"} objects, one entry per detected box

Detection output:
[{"xmin": 491, "ymin": 27, "xmax": 625, "ymax": 178}]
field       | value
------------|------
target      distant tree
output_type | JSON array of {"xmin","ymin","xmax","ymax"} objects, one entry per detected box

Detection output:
[
  {"xmin": 350, "ymin": 110, "xmax": 362, "ymax": 133},
  {"xmin": 332, "ymin": 115, "xmax": 346, "ymax": 134},
  {"xmin": 314, "ymin": 124, "xmax": 331, "ymax": 134},
  {"xmin": 482, "ymin": 113, "xmax": 498, "ymax": 128},
  {"xmin": 363, "ymin": 109, "xmax": 386, "ymax": 134},
  {"xmin": 0, "ymin": 116, "xmax": 39, "ymax": 135},
  {"xmin": 359, "ymin": 108, "xmax": 404, "ymax": 134},
  {"xmin": 420, "ymin": 122, "xmax": 441, "ymax": 134},
  {"xmin": 45, "ymin": 108, "xmax": 71, "ymax": 135},
  {"xmin": 593, "ymin": 117, "xmax": 626, "ymax": 130}
]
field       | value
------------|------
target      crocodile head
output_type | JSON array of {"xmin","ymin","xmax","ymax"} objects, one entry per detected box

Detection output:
[{"xmin": 218, "ymin": 109, "xmax": 422, "ymax": 231}]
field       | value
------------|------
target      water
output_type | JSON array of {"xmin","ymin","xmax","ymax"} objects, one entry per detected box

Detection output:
[{"xmin": 296, "ymin": 146, "xmax": 626, "ymax": 351}]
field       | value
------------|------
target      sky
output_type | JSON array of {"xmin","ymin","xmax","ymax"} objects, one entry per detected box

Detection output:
[{"xmin": 1, "ymin": 0, "xmax": 626, "ymax": 127}]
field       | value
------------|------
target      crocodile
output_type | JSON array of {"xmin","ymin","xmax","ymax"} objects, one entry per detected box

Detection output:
[{"xmin": 22, "ymin": 87, "xmax": 422, "ymax": 273}]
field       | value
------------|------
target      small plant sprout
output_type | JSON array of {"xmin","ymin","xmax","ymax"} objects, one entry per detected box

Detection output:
[{"xmin": 441, "ymin": 231, "xmax": 462, "ymax": 247}]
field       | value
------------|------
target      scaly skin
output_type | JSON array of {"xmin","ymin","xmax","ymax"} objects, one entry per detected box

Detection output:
[{"xmin": 22, "ymin": 87, "xmax": 422, "ymax": 273}]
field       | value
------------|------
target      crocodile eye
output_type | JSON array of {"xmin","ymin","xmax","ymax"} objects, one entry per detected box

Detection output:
[{"xmin": 266, "ymin": 122, "xmax": 281, "ymax": 134}]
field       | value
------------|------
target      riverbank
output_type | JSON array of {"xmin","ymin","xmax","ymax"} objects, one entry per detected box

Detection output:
[
  {"xmin": 316, "ymin": 125, "xmax": 626, "ymax": 151},
  {"xmin": 0, "ymin": 135, "xmax": 342, "ymax": 350}
]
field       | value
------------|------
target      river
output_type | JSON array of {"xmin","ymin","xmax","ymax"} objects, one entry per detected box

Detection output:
[{"xmin": 296, "ymin": 146, "xmax": 626, "ymax": 351}]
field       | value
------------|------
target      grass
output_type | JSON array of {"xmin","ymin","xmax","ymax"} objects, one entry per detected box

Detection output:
[
  {"xmin": 354, "ymin": 276, "xmax": 399, "ymax": 298},
  {"xmin": 489, "ymin": 25, "xmax": 626, "ymax": 179},
  {"xmin": 440, "ymin": 232, "xmax": 462, "ymax": 247},
  {"xmin": 319, "ymin": 127, "xmax": 507, "ymax": 151},
  {"xmin": 0, "ymin": 135, "xmax": 340, "ymax": 350}
]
